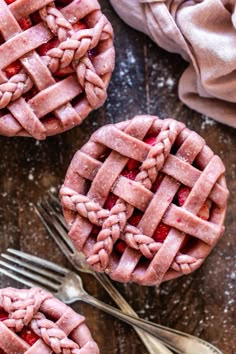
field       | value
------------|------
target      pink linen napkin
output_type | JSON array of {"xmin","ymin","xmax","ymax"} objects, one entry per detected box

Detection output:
[{"xmin": 110, "ymin": 0, "xmax": 236, "ymax": 128}]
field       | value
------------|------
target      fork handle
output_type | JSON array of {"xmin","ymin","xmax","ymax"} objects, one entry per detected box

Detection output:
[
  {"xmin": 79, "ymin": 293, "xmax": 222, "ymax": 354},
  {"xmin": 94, "ymin": 273, "xmax": 172, "ymax": 354}
]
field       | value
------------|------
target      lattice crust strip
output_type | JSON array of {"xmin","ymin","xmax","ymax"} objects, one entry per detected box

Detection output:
[
  {"xmin": 60, "ymin": 116, "xmax": 229, "ymax": 286},
  {"xmin": 0, "ymin": 287, "xmax": 99, "ymax": 353},
  {"xmin": 0, "ymin": 0, "xmax": 115, "ymax": 139}
]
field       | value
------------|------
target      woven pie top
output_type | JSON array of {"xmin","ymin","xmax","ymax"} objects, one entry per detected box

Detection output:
[
  {"xmin": 60, "ymin": 115, "xmax": 229, "ymax": 286},
  {"xmin": 0, "ymin": 287, "xmax": 99, "ymax": 353},
  {"xmin": 0, "ymin": 0, "xmax": 115, "ymax": 139}
]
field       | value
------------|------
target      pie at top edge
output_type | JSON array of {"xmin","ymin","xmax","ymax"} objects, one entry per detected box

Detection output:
[{"xmin": 0, "ymin": 0, "xmax": 115, "ymax": 139}]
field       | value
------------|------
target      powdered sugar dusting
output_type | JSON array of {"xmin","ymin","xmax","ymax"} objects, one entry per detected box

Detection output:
[{"xmin": 201, "ymin": 116, "xmax": 216, "ymax": 130}]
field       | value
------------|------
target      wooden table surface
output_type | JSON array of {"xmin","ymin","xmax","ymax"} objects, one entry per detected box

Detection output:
[{"xmin": 0, "ymin": 2, "xmax": 235, "ymax": 353}]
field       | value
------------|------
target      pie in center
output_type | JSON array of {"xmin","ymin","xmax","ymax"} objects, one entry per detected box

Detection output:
[{"xmin": 60, "ymin": 115, "xmax": 229, "ymax": 286}]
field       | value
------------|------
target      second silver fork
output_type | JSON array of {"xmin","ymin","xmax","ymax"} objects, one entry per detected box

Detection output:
[
  {"xmin": 0, "ymin": 249, "xmax": 222, "ymax": 354},
  {"xmin": 36, "ymin": 194, "xmax": 172, "ymax": 354}
]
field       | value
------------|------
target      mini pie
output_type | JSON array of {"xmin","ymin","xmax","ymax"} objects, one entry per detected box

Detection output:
[
  {"xmin": 0, "ymin": 0, "xmax": 115, "ymax": 139},
  {"xmin": 60, "ymin": 115, "xmax": 229, "ymax": 286},
  {"xmin": 0, "ymin": 287, "xmax": 99, "ymax": 353}
]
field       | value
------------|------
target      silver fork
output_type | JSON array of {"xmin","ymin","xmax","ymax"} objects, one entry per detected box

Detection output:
[
  {"xmin": 36, "ymin": 194, "xmax": 171, "ymax": 354},
  {"xmin": 0, "ymin": 249, "xmax": 222, "ymax": 354}
]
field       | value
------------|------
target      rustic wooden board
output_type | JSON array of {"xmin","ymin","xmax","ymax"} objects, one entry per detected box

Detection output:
[{"xmin": 0, "ymin": 1, "xmax": 235, "ymax": 353}]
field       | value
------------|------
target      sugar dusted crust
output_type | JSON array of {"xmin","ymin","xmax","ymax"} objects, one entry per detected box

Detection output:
[
  {"xmin": 0, "ymin": 287, "xmax": 99, "ymax": 353},
  {"xmin": 0, "ymin": 0, "xmax": 115, "ymax": 139},
  {"xmin": 60, "ymin": 115, "xmax": 229, "ymax": 286}
]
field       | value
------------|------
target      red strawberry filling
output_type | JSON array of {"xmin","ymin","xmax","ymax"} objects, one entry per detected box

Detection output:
[
  {"xmin": 115, "ymin": 240, "xmax": 127, "ymax": 254},
  {"xmin": 56, "ymin": 0, "xmax": 74, "ymax": 6},
  {"xmin": 4, "ymin": 61, "xmax": 21, "ymax": 79},
  {"xmin": 18, "ymin": 16, "xmax": 32, "ymax": 30},
  {"xmin": 0, "ymin": 309, "xmax": 8, "ymax": 322},
  {"xmin": 153, "ymin": 223, "xmax": 171, "ymax": 243},
  {"xmin": 102, "ymin": 135, "xmax": 212, "ymax": 257},
  {"xmin": 144, "ymin": 136, "xmax": 156, "ymax": 146},
  {"xmin": 19, "ymin": 327, "xmax": 39, "ymax": 346},
  {"xmin": 121, "ymin": 169, "xmax": 139, "ymax": 181},
  {"xmin": 152, "ymin": 173, "xmax": 164, "ymax": 193},
  {"xmin": 0, "ymin": 309, "xmax": 39, "ymax": 350},
  {"xmin": 30, "ymin": 11, "xmax": 42, "ymax": 25},
  {"xmin": 104, "ymin": 193, "xmax": 118, "ymax": 211},
  {"xmin": 23, "ymin": 86, "xmax": 39, "ymax": 102},
  {"xmin": 177, "ymin": 186, "xmax": 211, "ymax": 220},
  {"xmin": 127, "ymin": 158, "xmax": 140, "ymax": 171},
  {"xmin": 72, "ymin": 21, "xmax": 87, "ymax": 31},
  {"xmin": 128, "ymin": 212, "xmax": 142, "ymax": 227},
  {"xmin": 91, "ymin": 225, "xmax": 101, "ymax": 237},
  {"xmin": 37, "ymin": 38, "xmax": 60, "ymax": 57}
]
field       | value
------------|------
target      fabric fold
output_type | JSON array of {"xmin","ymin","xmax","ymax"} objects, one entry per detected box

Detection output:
[{"xmin": 110, "ymin": 0, "xmax": 236, "ymax": 128}]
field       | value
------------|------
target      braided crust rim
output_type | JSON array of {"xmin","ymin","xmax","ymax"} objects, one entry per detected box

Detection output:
[
  {"xmin": 60, "ymin": 115, "xmax": 229, "ymax": 286},
  {"xmin": 0, "ymin": 287, "xmax": 99, "ymax": 353},
  {"xmin": 0, "ymin": 0, "xmax": 115, "ymax": 139}
]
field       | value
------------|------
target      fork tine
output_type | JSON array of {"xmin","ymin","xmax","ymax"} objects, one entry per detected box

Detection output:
[
  {"xmin": 37, "ymin": 198, "xmax": 93, "ymax": 274},
  {"xmin": 0, "ymin": 259, "xmax": 59, "ymax": 291},
  {"xmin": 7, "ymin": 249, "xmax": 68, "ymax": 275},
  {"xmin": 0, "ymin": 267, "xmax": 42, "ymax": 289},
  {"xmin": 47, "ymin": 192, "xmax": 62, "ymax": 210},
  {"xmin": 37, "ymin": 197, "xmax": 76, "ymax": 254},
  {"xmin": 41, "ymin": 197, "xmax": 70, "ymax": 238},
  {"xmin": 35, "ymin": 204, "xmax": 74, "ymax": 258},
  {"xmin": 1, "ymin": 253, "xmax": 64, "ymax": 283},
  {"xmin": 46, "ymin": 193, "xmax": 68, "ymax": 229},
  {"xmin": 44, "ymin": 194, "xmax": 71, "ymax": 235},
  {"xmin": 45, "ymin": 197, "xmax": 68, "ymax": 230}
]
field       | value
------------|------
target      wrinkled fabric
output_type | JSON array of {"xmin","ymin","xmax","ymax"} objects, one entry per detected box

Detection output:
[{"xmin": 110, "ymin": 0, "xmax": 236, "ymax": 128}]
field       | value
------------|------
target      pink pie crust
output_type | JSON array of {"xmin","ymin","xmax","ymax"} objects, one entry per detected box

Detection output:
[
  {"xmin": 0, "ymin": 287, "xmax": 99, "ymax": 353},
  {"xmin": 0, "ymin": 0, "xmax": 115, "ymax": 139},
  {"xmin": 60, "ymin": 115, "xmax": 229, "ymax": 286}
]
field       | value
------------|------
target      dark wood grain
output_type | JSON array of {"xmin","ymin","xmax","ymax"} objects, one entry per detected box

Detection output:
[{"xmin": 0, "ymin": 2, "xmax": 235, "ymax": 353}]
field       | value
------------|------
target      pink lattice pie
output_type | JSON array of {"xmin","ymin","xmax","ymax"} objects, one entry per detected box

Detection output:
[
  {"xmin": 60, "ymin": 115, "xmax": 229, "ymax": 286},
  {"xmin": 0, "ymin": 0, "xmax": 114, "ymax": 139},
  {"xmin": 0, "ymin": 287, "xmax": 99, "ymax": 353}
]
